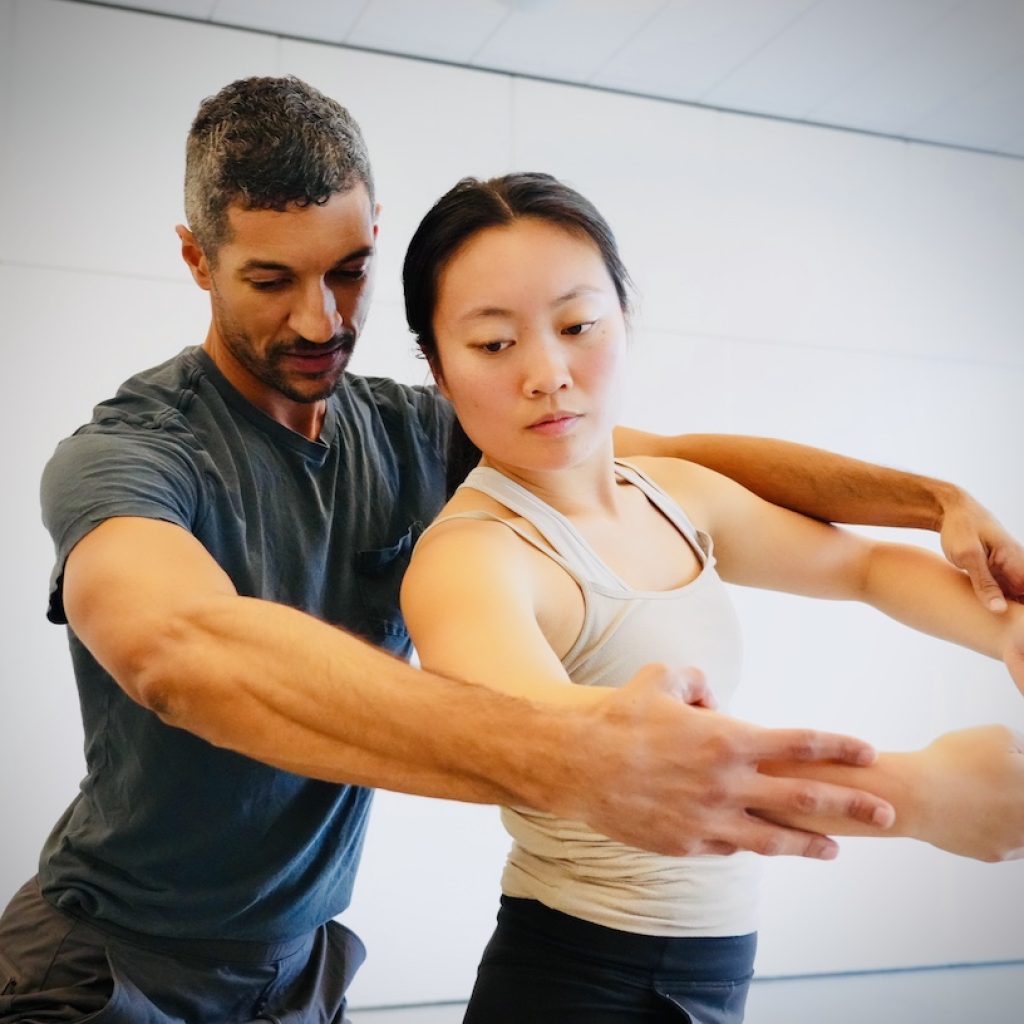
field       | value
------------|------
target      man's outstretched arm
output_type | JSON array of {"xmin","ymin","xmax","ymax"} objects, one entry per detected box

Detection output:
[
  {"xmin": 62, "ymin": 515, "xmax": 893, "ymax": 860},
  {"xmin": 613, "ymin": 429, "xmax": 1024, "ymax": 612}
]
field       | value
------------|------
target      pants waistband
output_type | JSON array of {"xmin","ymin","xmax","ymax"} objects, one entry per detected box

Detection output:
[{"xmin": 497, "ymin": 895, "xmax": 757, "ymax": 981}]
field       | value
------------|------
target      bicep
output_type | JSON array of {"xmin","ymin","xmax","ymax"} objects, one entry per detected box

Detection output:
[
  {"xmin": 63, "ymin": 516, "xmax": 237, "ymax": 699},
  {"xmin": 401, "ymin": 526, "xmax": 574, "ymax": 700}
]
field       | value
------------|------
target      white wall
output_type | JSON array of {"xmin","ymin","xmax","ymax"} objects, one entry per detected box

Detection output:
[{"xmin": 1, "ymin": 0, "xmax": 1022, "ymax": 1009}]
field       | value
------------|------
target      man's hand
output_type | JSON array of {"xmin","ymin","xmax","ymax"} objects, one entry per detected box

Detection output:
[
  {"xmin": 941, "ymin": 490, "xmax": 1024, "ymax": 612},
  {"xmin": 572, "ymin": 664, "xmax": 894, "ymax": 860},
  {"xmin": 910, "ymin": 725, "xmax": 1024, "ymax": 862},
  {"xmin": 1002, "ymin": 610, "xmax": 1024, "ymax": 696}
]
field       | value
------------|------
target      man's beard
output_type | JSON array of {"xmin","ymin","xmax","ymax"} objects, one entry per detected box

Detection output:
[{"xmin": 222, "ymin": 326, "xmax": 357, "ymax": 404}]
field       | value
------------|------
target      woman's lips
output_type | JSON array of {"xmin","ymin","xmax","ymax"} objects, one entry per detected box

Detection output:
[{"xmin": 527, "ymin": 413, "xmax": 581, "ymax": 436}]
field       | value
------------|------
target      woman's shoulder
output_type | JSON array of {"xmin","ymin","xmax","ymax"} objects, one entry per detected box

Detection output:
[
  {"xmin": 414, "ymin": 485, "xmax": 532, "ymax": 560},
  {"xmin": 618, "ymin": 455, "xmax": 736, "ymax": 532},
  {"xmin": 618, "ymin": 454, "xmax": 722, "ymax": 495}
]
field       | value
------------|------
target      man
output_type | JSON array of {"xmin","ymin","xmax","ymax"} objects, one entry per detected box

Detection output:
[{"xmin": 1, "ymin": 76, "xmax": 1021, "ymax": 1021}]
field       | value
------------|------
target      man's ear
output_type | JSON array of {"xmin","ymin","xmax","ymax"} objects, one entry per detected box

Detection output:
[{"xmin": 175, "ymin": 225, "xmax": 213, "ymax": 291}]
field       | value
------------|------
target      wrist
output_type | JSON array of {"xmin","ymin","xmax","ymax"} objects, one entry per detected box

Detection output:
[
  {"xmin": 930, "ymin": 479, "xmax": 967, "ymax": 533},
  {"xmin": 882, "ymin": 749, "xmax": 934, "ymax": 842}
]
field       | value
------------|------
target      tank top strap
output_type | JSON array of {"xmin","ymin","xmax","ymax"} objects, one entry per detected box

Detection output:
[
  {"xmin": 452, "ymin": 466, "xmax": 626, "ymax": 589},
  {"xmin": 418, "ymin": 506, "xmax": 584, "ymax": 582},
  {"xmin": 613, "ymin": 458, "xmax": 714, "ymax": 566}
]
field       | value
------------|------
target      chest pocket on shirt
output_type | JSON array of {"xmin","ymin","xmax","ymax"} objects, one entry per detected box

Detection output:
[{"xmin": 354, "ymin": 522, "xmax": 422, "ymax": 651}]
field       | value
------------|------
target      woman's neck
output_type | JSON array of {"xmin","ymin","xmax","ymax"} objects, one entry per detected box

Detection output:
[{"xmin": 480, "ymin": 442, "xmax": 626, "ymax": 522}]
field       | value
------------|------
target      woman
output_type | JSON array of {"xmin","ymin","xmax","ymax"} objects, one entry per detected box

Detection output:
[{"xmin": 398, "ymin": 172, "xmax": 1024, "ymax": 1023}]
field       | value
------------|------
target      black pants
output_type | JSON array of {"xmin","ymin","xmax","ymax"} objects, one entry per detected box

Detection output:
[
  {"xmin": 0, "ymin": 878, "xmax": 364, "ymax": 1023},
  {"xmin": 464, "ymin": 896, "xmax": 756, "ymax": 1024}
]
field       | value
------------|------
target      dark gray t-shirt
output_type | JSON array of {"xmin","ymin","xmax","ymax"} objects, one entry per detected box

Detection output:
[{"xmin": 38, "ymin": 347, "xmax": 452, "ymax": 942}]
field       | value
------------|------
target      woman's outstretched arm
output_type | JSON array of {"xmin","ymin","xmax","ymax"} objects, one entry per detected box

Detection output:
[
  {"xmin": 760, "ymin": 725, "xmax": 1024, "ymax": 862},
  {"xmin": 637, "ymin": 456, "xmax": 1024, "ymax": 695},
  {"xmin": 613, "ymin": 429, "xmax": 1024, "ymax": 612}
]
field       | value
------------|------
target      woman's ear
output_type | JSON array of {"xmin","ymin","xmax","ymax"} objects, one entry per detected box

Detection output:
[{"xmin": 427, "ymin": 357, "xmax": 450, "ymax": 401}]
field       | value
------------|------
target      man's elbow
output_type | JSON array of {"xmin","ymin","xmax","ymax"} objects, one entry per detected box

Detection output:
[{"xmin": 110, "ymin": 607, "xmax": 212, "ymax": 726}]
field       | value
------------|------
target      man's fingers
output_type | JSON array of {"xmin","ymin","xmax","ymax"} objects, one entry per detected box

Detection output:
[
  {"xmin": 748, "ymin": 726, "xmax": 878, "ymax": 768},
  {"xmin": 675, "ymin": 667, "xmax": 717, "ymax": 709},
  {"xmin": 723, "ymin": 818, "xmax": 840, "ymax": 861},
  {"xmin": 747, "ymin": 774, "xmax": 896, "ymax": 830},
  {"xmin": 637, "ymin": 663, "xmax": 718, "ymax": 709},
  {"xmin": 957, "ymin": 544, "xmax": 1008, "ymax": 613}
]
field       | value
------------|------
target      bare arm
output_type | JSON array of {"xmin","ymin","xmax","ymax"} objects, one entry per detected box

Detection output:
[
  {"xmin": 642, "ymin": 457, "xmax": 1024, "ymax": 694},
  {"xmin": 614, "ymin": 429, "xmax": 1024, "ymax": 611},
  {"xmin": 66, "ymin": 515, "xmax": 888, "ymax": 858},
  {"xmin": 760, "ymin": 726, "xmax": 1024, "ymax": 862},
  {"xmin": 636, "ymin": 458, "xmax": 1024, "ymax": 860},
  {"xmin": 400, "ymin": 518, "xmax": 898, "ymax": 860}
]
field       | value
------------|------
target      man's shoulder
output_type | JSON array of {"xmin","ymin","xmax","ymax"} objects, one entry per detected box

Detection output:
[
  {"xmin": 339, "ymin": 372, "xmax": 443, "ymax": 409},
  {"xmin": 72, "ymin": 347, "xmax": 206, "ymax": 440},
  {"xmin": 335, "ymin": 372, "xmax": 452, "ymax": 438}
]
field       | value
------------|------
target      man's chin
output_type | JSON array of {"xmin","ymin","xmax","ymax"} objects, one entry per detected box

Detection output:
[{"xmin": 281, "ymin": 368, "xmax": 348, "ymax": 404}]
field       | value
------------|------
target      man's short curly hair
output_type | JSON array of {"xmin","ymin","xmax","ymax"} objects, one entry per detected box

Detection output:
[{"xmin": 184, "ymin": 76, "xmax": 374, "ymax": 261}]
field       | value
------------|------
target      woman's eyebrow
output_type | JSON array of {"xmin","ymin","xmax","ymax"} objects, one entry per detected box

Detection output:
[{"xmin": 457, "ymin": 285, "xmax": 602, "ymax": 323}]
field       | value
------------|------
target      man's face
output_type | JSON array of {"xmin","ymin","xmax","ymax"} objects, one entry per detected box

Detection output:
[{"xmin": 196, "ymin": 185, "xmax": 379, "ymax": 423}]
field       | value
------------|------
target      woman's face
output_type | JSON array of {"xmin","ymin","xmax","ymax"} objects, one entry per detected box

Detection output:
[{"xmin": 431, "ymin": 217, "xmax": 628, "ymax": 475}]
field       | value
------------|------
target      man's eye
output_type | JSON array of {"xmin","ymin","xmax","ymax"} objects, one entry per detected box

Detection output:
[
  {"xmin": 330, "ymin": 266, "xmax": 367, "ymax": 281},
  {"xmin": 250, "ymin": 279, "xmax": 287, "ymax": 291},
  {"xmin": 563, "ymin": 321, "xmax": 595, "ymax": 336}
]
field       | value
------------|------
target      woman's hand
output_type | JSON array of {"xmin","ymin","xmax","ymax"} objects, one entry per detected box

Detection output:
[{"xmin": 909, "ymin": 725, "xmax": 1024, "ymax": 862}]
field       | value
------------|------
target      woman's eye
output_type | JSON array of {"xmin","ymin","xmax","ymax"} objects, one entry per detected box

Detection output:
[
  {"xmin": 479, "ymin": 340, "xmax": 512, "ymax": 354},
  {"xmin": 563, "ymin": 321, "xmax": 595, "ymax": 336}
]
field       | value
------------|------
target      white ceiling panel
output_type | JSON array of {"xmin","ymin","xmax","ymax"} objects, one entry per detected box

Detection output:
[
  {"xmin": 811, "ymin": 0, "xmax": 1024, "ymax": 135},
  {"xmin": 592, "ymin": 0, "xmax": 817, "ymax": 98},
  {"xmin": 64, "ymin": 0, "xmax": 1024, "ymax": 158},
  {"xmin": 344, "ymin": 0, "xmax": 509, "ymax": 64},
  {"xmin": 911, "ymin": 53, "xmax": 1024, "ymax": 151},
  {"xmin": 471, "ymin": 0, "xmax": 665, "ymax": 81},
  {"xmin": 210, "ymin": 0, "xmax": 366, "ymax": 42},
  {"xmin": 701, "ymin": 0, "xmax": 963, "ymax": 117}
]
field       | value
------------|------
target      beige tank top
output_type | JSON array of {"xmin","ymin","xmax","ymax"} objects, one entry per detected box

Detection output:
[{"xmin": 426, "ymin": 459, "xmax": 761, "ymax": 937}]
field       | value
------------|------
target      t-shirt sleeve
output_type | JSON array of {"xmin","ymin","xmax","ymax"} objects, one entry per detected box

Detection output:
[{"xmin": 41, "ymin": 428, "xmax": 202, "ymax": 624}]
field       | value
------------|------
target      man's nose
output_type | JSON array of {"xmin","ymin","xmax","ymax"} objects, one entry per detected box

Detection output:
[{"xmin": 290, "ymin": 280, "xmax": 341, "ymax": 343}]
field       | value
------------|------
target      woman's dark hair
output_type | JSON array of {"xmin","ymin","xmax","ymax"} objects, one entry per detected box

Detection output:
[{"xmin": 403, "ymin": 172, "xmax": 633, "ymax": 495}]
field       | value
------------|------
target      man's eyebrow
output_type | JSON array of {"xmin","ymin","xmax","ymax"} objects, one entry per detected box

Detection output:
[
  {"xmin": 457, "ymin": 285, "xmax": 602, "ymax": 323},
  {"xmin": 237, "ymin": 247, "xmax": 375, "ymax": 275},
  {"xmin": 238, "ymin": 259, "xmax": 291, "ymax": 274}
]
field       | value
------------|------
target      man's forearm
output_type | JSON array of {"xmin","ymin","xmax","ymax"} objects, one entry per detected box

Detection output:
[
  {"xmin": 614, "ymin": 429, "xmax": 954, "ymax": 528},
  {"xmin": 131, "ymin": 591, "xmax": 580, "ymax": 809}
]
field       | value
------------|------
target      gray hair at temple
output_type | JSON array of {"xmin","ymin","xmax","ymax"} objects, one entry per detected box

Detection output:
[{"xmin": 184, "ymin": 75, "xmax": 374, "ymax": 263}]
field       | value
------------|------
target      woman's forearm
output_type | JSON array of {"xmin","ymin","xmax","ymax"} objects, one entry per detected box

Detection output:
[
  {"xmin": 861, "ymin": 541, "xmax": 1014, "ymax": 659},
  {"xmin": 760, "ymin": 725, "xmax": 1024, "ymax": 862}
]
